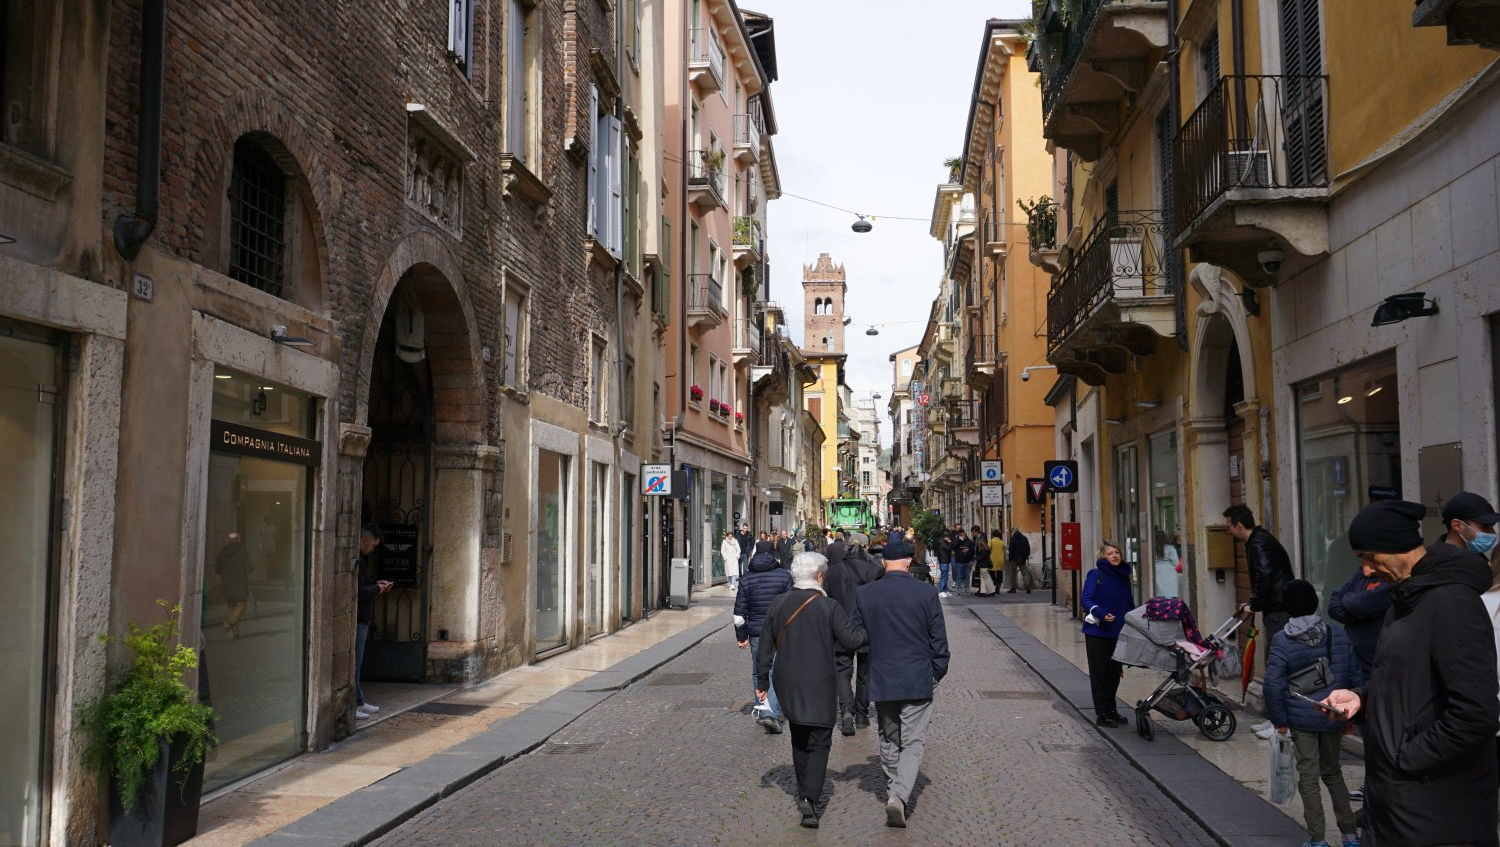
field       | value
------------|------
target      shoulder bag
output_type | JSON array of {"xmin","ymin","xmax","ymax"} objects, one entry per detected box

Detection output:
[
  {"xmin": 1287, "ymin": 629, "xmax": 1334, "ymax": 696},
  {"xmin": 774, "ymin": 594, "xmax": 820, "ymax": 649}
]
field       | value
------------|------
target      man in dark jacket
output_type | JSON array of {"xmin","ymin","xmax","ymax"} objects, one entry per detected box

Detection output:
[
  {"xmin": 756, "ymin": 552, "xmax": 866, "ymax": 828},
  {"xmin": 826, "ymin": 537, "xmax": 882, "ymax": 734},
  {"xmin": 951, "ymin": 528, "xmax": 976, "ymax": 597},
  {"xmin": 1327, "ymin": 564, "xmax": 1390, "ymax": 676},
  {"xmin": 736, "ymin": 541, "xmax": 793, "ymax": 732},
  {"xmin": 851, "ymin": 537, "xmax": 949, "ymax": 828},
  {"xmin": 735, "ymin": 523, "xmax": 754, "ymax": 572},
  {"xmin": 1007, "ymin": 528, "xmax": 1033, "ymax": 594},
  {"xmin": 1224, "ymin": 504, "xmax": 1294, "ymax": 638},
  {"xmin": 1324, "ymin": 500, "xmax": 1499, "ymax": 847},
  {"xmin": 776, "ymin": 530, "xmax": 796, "ymax": 569},
  {"xmin": 935, "ymin": 529, "xmax": 956, "ymax": 596},
  {"xmin": 355, "ymin": 525, "xmax": 393, "ymax": 721}
]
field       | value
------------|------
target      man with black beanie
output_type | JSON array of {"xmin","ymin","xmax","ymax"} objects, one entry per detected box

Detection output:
[{"xmin": 1323, "ymin": 499, "xmax": 1498, "ymax": 847}]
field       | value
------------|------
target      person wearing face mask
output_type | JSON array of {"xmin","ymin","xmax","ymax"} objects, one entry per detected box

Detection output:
[{"xmin": 1441, "ymin": 492, "xmax": 1500, "ymax": 557}]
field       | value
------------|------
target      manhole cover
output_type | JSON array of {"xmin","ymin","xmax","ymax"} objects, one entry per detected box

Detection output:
[
  {"xmin": 544, "ymin": 742, "xmax": 605, "ymax": 754},
  {"xmin": 677, "ymin": 700, "xmax": 736, "ymax": 710},
  {"xmin": 976, "ymin": 690, "xmax": 1050, "ymax": 700},
  {"xmin": 410, "ymin": 702, "xmax": 488, "ymax": 716},
  {"xmin": 647, "ymin": 672, "xmax": 713, "ymax": 686}
]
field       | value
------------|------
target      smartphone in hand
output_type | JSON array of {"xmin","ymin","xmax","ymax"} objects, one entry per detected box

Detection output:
[{"xmin": 1291, "ymin": 691, "xmax": 1348, "ymax": 720}]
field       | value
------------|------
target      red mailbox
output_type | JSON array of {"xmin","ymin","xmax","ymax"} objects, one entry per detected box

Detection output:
[{"xmin": 1060, "ymin": 522, "xmax": 1081, "ymax": 571}]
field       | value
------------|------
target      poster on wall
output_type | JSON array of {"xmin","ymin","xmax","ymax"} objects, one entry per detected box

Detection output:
[{"xmin": 380, "ymin": 524, "xmax": 421, "ymax": 587}]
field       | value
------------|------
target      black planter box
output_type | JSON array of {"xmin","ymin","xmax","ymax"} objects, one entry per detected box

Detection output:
[{"xmin": 108, "ymin": 735, "xmax": 205, "ymax": 847}]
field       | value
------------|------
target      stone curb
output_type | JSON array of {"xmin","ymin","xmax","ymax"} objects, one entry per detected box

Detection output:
[
  {"xmin": 969, "ymin": 605, "xmax": 1308, "ymax": 847},
  {"xmin": 246, "ymin": 612, "xmax": 732, "ymax": 847}
]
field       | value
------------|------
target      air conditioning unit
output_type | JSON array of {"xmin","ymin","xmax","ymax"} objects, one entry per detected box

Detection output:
[{"xmin": 1225, "ymin": 150, "xmax": 1272, "ymax": 188}]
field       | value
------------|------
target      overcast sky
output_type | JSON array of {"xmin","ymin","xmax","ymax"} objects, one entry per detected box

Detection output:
[{"xmin": 752, "ymin": 0, "xmax": 1032, "ymax": 443}]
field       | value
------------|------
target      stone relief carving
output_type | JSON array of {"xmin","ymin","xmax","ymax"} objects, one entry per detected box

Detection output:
[{"xmin": 407, "ymin": 131, "xmax": 463, "ymax": 234}]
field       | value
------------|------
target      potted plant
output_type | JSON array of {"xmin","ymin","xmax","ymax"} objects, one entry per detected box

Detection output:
[
  {"xmin": 734, "ymin": 411, "xmax": 744, "ymax": 425},
  {"xmin": 943, "ymin": 156, "xmax": 963, "ymax": 183},
  {"xmin": 740, "ymin": 266, "xmax": 759, "ymax": 299},
  {"xmin": 689, "ymin": 384, "xmax": 704, "ymax": 402},
  {"xmin": 79, "ymin": 601, "xmax": 216, "ymax": 847},
  {"xmin": 701, "ymin": 148, "xmax": 726, "ymax": 174},
  {"xmin": 719, "ymin": 404, "xmax": 731, "ymax": 417}
]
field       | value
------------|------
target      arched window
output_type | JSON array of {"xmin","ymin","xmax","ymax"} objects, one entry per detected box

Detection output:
[{"xmin": 218, "ymin": 134, "xmax": 325, "ymax": 311}]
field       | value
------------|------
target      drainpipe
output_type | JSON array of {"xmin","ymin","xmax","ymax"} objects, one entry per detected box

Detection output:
[
  {"xmin": 1167, "ymin": 0, "xmax": 1188, "ymax": 351},
  {"xmin": 114, "ymin": 0, "xmax": 166, "ymax": 261}
]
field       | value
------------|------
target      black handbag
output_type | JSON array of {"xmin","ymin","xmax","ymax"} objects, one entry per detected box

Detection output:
[{"xmin": 1287, "ymin": 630, "xmax": 1334, "ymax": 696}]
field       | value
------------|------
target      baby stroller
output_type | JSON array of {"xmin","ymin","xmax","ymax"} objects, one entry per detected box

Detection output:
[{"xmin": 1112, "ymin": 602, "xmax": 1249, "ymax": 742}]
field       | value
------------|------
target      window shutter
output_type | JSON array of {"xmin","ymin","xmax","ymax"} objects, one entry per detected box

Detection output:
[
  {"xmin": 609, "ymin": 115, "xmax": 624, "ymax": 257},
  {"xmin": 449, "ymin": 0, "xmax": 469, "ymax": 70},
  {"xmin": 587, "ymin": 85, "xmax": 599, "ymax": 237},
  {"xmin": 508, "ymin": 0, "xmax": 528, "ymax": 162},
  {"xmin": 1280, "ymin": 0, "xmax": 1326, "ymax": 186}
]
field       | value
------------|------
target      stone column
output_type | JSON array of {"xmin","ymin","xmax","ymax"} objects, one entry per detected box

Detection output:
[{"xmin": 427, "ymin": 443, "xmax": 501, "ymax": 684}]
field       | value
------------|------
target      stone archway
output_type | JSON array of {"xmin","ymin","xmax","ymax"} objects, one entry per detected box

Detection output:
[{"xmin": 1185, "ymin": 263, "xmax": 1263, "ymax": 629}]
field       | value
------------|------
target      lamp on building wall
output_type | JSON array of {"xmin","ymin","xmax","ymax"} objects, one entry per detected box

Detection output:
[
  {"xmin": 1371, "ymin": 292, "xmax": 1439, "ymax": 327},
  {"xmin": 269, "ymin": 324, "xmax": 315, "ymax": 347}
]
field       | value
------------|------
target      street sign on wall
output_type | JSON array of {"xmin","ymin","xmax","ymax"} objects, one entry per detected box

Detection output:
[
  {"xmin": 980, "ymin": 484, "xmax": 1003, "ymax": 507},
  {"xmin": 980, "ymin": 460, "xmax": 1003, "ymax": 482},
  {"xmin": 642, "ymin": 464, "xmax": 672, "ymax": 496},
  {"xmin": 1044, "ymin": 460, "xmax": 1079, "ymax": 493}
]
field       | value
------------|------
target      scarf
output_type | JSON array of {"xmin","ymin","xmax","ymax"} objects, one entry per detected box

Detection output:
[{"xmin": 792, "ymin": 579, "xmax": 827, "ymax": 595}]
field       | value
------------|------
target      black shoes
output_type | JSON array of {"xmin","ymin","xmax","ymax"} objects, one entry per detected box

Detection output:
[
  {"xmin": 757, "ymin": 716, "xmax": 783, "ymax": 734},
  {"xmin": 1096, "ymin": 712, "xmax": 1128, "ymax": 727},
  {"xmin": 854, "ymin": 715, "xmax": 870, "ymax": 729},
  {"xmin": 798, "ymin": 798, "xmax": 819, "ymax": 828},
  {"xmin": 841, "ymin": 714, "xmax": 856, "ymax": 736},
  {"xmin": 885, "ymin": 798, "xmax": 907, "ymax": 828}
]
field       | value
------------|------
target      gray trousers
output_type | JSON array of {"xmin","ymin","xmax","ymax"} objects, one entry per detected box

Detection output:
[{"xmin": 875, "ymin": 698, "xmax": 934, "ymax": 806}]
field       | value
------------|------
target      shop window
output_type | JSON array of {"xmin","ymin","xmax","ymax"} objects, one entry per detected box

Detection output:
[
  {"xmin": 1149, "ymin": 430, "xmax": 1180, "ymax": 598},
  {"xmin": 2, "ymin": 0, "xmax": 52, "ymax": 158},
  {"xmin": 1296, "ymin": 354, "xmax": 1399, "ymax": 607},
  {"xmin": 536, "ymin": 450, "xmax": 569, "ymax": 652},
  {"xmin": 590, "ymin": 336, "xmax": 607, "ymax": 423}
]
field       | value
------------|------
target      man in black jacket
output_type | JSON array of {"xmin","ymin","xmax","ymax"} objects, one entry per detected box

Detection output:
[
  {"xmin": 1007, "ymin": 528, "xmax": 1033, "ymax": 594},
  {"xmin": 1324, "ymin": 500, "xmax": 1499, "ymax": 847},
  {"xmin": 826, "ymin": 535, "xmax": 882, "ymax": 735},
  {"xmin": 1224, "ymin": 504, "xmax": 1294, "ymax": 638}
]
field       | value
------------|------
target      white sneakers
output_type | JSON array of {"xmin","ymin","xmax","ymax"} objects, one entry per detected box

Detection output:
[
  {"xmin": 1252, "ymin": 719, "xmax": 1274, "ymax": 739},
  {"xmin": 939, "ymin": 592, "xmax": 951, "ymax": 598},
  {"xmin": 355, "ymin": 702, "xmax": 381, "ymax": 720}
]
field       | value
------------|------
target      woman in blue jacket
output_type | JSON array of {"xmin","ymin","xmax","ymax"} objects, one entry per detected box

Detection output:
[{"xmin": 1081, "ymin": 541, "xmax": 1133, "ymax": 727}]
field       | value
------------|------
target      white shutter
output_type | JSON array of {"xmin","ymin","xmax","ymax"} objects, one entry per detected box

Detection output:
[
  {"xmin": 587, "ymin": 85, "xmax": 599, "ymax": 237},
  {"xmin": 448, "ymin": 0, "xmax": 465, "ymax": 60},
  {"xmin": 508, "ymin": 0, "xmax": 528, "ymax": 161},
  {"xmin": 608, "ymin": 115, "xmax": 624, "ymax": 257}
]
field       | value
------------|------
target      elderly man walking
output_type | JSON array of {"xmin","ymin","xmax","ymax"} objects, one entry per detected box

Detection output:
[
  {"xmin": 851, "ymin": 536, "xmax": 949, "ymax": 828},
  {"xmin": 756, "ymin": 551, "xmax": 866, "ymax": 829},
  {"xmin": 1324, "ymin": 499, "xmax": 1498, "ymax": 847}
]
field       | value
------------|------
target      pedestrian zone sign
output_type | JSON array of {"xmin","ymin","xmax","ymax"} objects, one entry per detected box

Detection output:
[
  {"xmin": 981, "ymin": 484, "xmax": 1003, "ymax": 507},
  {"xmin": 981, "ymin": 460, "xmax": 1003, "ymax": 482},
  {"xmin": 642, "ymin": 464, "xmax": 672, "ymax": 496}
]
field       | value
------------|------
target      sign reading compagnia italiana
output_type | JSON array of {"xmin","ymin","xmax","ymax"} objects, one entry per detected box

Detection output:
[{"xmin": 211, "ymin": 420, "xmax": 321, "ymax": 466}]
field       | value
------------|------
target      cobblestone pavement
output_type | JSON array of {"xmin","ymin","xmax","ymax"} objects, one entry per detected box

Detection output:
[{"xmin": 373, "ymin": 607, "xmax": 1218, "ymax": 847}]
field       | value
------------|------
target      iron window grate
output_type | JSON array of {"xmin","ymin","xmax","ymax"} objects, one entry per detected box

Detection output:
[{"xmin": 229, "ymin": 139, "xmax": 287, "ymax": 298}]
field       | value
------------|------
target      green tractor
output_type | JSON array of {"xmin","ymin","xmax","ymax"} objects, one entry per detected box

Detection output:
[{"xmin": 825, "ymin": 498, "xmax": 875, "ymax": 536}]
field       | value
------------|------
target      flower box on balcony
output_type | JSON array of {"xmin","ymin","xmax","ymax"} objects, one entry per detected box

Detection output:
[
  {"xmin": 708, "ymin": 399, "xmax": 721, "ymax": 413},
  {"xmin": 689, "ymin": 384, "xmax": 704, "ymax": 403},
  {"xmin": 734, "ymin": 411, "xmax": 744, "ymax": 424}
]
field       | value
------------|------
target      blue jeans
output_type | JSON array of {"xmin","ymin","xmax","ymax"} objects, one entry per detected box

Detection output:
[
  {"xmin": 938, "ymin": 560, "xmax": 952, "ymax": 592},
  {"xmin": 747, "ymin": 635, "xmax": 783, "ymax": 719},
  {"xmin": 953, "ymin": 561, "xmax": 973, "ymax": 594},
  {"xmin": 355, "ymin": 622, "xmax": 370, "ymax": 706}
]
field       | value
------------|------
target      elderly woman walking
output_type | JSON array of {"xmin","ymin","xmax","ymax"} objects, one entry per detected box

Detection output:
[{"xmin": 756, "ymin": 551, "xmax": 867, "ymax": 829}]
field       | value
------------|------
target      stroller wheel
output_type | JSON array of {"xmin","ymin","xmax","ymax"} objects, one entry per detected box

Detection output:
[
  {"xmin": 1197, "ymin": 704, "xmax": 1236, "ymax": 742},
  {"xmin": 1136, "ymin": 706, "xmax": 1155, "ymax": 741}
]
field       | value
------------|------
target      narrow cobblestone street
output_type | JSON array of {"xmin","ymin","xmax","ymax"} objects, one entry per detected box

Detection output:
[{"xmin": 373, "ymin": 605, "xmax": 1218, "ymax": 847}]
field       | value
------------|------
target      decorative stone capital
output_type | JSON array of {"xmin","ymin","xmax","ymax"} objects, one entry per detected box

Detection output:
[
  {"xmin": 339, "ymin": 424, "xmax": 373, "ymax": 458},
  {"xmin": 433, "ymin": 443, "xmax": 502, "ymax": 471}
]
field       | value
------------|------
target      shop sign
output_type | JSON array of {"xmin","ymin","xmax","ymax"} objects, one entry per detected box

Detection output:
[
  {"xmin": 378, "ymin": 524, "xmax": 421, "ymax": 587},
  {"xmin": 211, "ymin": 420, "xmax": 321, "ymax": 466}
]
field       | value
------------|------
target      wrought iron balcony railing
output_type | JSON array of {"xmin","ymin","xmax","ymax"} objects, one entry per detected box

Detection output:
[
  {"xmin": 1047, "ymin": 209, "xmax": 1169, "ymax": 353},
  {"xmin": 733, "ymin": 114, "xmax": 761, "ymax": 160},
  {"xmin": 966, "ymin": 333, "xmax": 995, "ymax": 374},
  {"xmin": 686, "ymin": 273, "xmax": 726, "ymax": 319},
  {"xmin": 1024, "ymin": 200, "xmax": 1058, "ymax": 251},
  {"xmin": 1173, "ymin": 74, "xmax": 1330, "ymax": 235},
  {"xmin": 1037, "ymin": 0, "xmax": 1112, "ymax": 118}
]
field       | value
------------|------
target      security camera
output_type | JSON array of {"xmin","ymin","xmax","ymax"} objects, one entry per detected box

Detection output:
[
  {"xmin": 1258, "ymin": 247, "xmax": 1285, "ymax": 275},
  {"xmin": 1020, "ymin": 370, "xmax": 1031, "ymax": 382}
]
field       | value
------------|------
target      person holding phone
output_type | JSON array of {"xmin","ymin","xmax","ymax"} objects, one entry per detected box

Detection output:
[
  {"xmin": 1265, "ymin": 579, "xmax": 1361, "ymax": 847},
  {"xmin": 355, "ymin": 525, "xmax": 394, "ymax": 722}
]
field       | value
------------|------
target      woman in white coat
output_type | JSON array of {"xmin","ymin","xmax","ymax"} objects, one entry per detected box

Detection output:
[{"xmin": 721, "ymin": 530, "xmax": 743, "ymax": 589}]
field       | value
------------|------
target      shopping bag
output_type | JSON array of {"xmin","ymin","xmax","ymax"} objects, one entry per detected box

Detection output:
[{"xmin": 1268, "ymin": 731, "xmax": 1295, "ymax": 804}]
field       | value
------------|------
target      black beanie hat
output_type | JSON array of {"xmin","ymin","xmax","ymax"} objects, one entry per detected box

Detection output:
[
  {"xmin": 1348, "ymin": 499, "xmax": 1426, "ymax": 554},
  {"xmin": 1283, "ymin": 579, "xmax": 1319, "ymax": 617},
  {"xmin": 755, "ymin": 540, "xmax": 772, "ymax": 554}
]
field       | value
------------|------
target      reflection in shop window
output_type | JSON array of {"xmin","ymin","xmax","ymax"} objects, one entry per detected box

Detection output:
[{"xmin": 1296, "ymin": 355, "xmax": 1400, "ymax": 609}]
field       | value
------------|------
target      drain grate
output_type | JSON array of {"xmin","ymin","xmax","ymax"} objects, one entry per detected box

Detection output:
[
  {"xmin": 410, "ymin": 702, "xmax": 488, "ymax": 716},
  {"xmin": 677, "ymin": 700, "xmax": 736, "ymax": 710},
  {"xmin": 646, "ymin": 672, "xmax": 713, "ymax": 686},
  {"xmin": 976, "ymin": 690, "xmax": 1050, "ymax": 700},
  {"xmin": 544, "ymin": 742, "xmax": 605, "ymax": 754}
]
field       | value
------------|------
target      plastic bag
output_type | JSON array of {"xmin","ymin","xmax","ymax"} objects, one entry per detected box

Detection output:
[
  {"xmin": 1213, "ymin": 641, "xmax": 1242, "ymax": 680},
  {"xmin": 1268, "ymin": 731, "xmax": 1295, "ymax": 804}
]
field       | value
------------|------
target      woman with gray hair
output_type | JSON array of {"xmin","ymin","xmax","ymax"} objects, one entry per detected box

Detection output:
[{"xmin": 756, "ymin": 551, "xmax": 868, "ymax": 828}]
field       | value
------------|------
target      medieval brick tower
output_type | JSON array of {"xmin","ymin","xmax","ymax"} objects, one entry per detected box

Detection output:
[{"xmin": 802, "ymin": 253, "xmax": 847, "ymax": 354}]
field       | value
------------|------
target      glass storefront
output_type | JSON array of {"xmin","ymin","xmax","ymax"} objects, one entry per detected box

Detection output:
[
  {"xmin": 710, "ymin": 473, "xmax": 728, "ymax": 581},
  {"xmin": 1296, "ymin": 355, "xmax": 1400, "ymax": 608},
  {"xmin": 621, "ymin": 475, "xmax": 635, "ymax": 622},
  {"xmin": 536, "ymin": 451, "xmax": 569, "ymax": 652},
  {"xmin": 1113, "ymin": 445, "xmax": 1142, "ymax": 593},
  {"xmin": 587, "ymin": 462, "xmax": 607, "ymax": 637},
  {"xmin": 0, "ymin": 330, "xmax": 61, "ymax": 847},
  {"xmin": 1149, "ymin": 430, "xmax": 1181, "ymax": 598},
  {"xmin": 203, "ymin": 368, "xmax": 315, "ymax": 792}
]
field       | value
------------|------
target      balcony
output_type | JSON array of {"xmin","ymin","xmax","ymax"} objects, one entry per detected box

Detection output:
[
  {"xmin": 1034, "ymin": 0, "xmax": 1170, "ymax": 161},
  {"xmin": 1414, "ymin": 0, "xmax": 1500, "ymax": 49},
  {"xmin": 685, "ymin": 274, "xmax": 727, "ymax": 330},
  {"xmin": 686, "ymin": 151, "xmax": 727, "ymax": 211},
  {"xmin": 965, "ymin": 333, "xmax": 997, "ymax": 386},
  {"xmin": 732, "ymin": 317, "xmax": 762, "ymax": 365},
  {"xmin": 733, "ymin": 215, "xmax": 764, "ymax": 267},
  {"xmin": 1024, "ymin": 199, "xmax": 1061, "ymax": 272},
  {"xmin": 733, "ymin": 114, "xmax": 762, "ymax": 163},
  {"xmin": 944, "ymin": 399, "xmax": 982, "ymax": 457},
  {"xmin": 688, "ymin": 28, "xmax": 725, "ymax": 93},
  {"xmin": 1173, "ymin": 75, "xmax": 1331, "ymax": 283},
  {"xmin": 1047, "ymin": 210, "xmax": 1176, "ymax": 385},
  {"xmin": 983, "ymin": 219, "xmax": 1008, "ymax": 257},
  {"xmin": 934, "ymin": 322, "xmax": 959, "ymax": 361}
]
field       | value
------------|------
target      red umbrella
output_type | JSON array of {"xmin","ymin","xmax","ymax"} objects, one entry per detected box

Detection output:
[{"xmin": 1241, "ymin": 623, "xmax": 1259, "ymax": 698}]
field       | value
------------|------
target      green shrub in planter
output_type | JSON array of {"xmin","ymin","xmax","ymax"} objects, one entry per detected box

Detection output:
[{"xmin": 79, "ymin": 601, "xmax": 216, "ymax": 813}]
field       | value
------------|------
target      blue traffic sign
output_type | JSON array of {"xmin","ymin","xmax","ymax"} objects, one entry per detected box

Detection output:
[{"xmin": 1043, "ymin": 460, "xmax": 1079, "ymax": 493}]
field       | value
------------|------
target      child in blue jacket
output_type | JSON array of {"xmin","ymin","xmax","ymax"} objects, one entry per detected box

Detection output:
[{"xmin": 1264, "ymin": 579, "xmax": 1363, "ymax": 847}]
